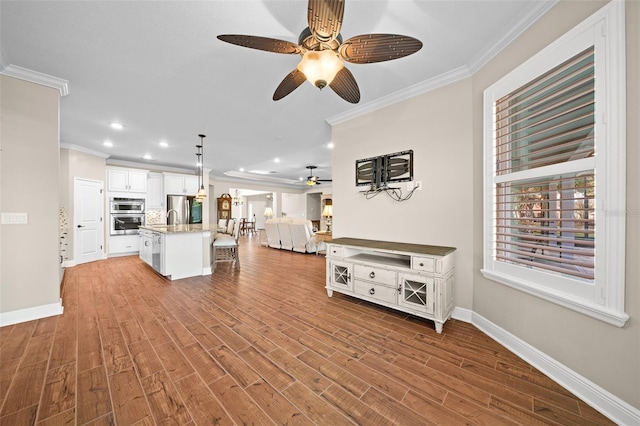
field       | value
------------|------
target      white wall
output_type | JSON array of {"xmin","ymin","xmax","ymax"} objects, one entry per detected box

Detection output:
[
  {"xmin": 1, "ymin": 75, "xmax": 61, "ymax": 317},
  {"xmin": 281, "ymin": 192, "xmax": 306, "ymax": 218}
]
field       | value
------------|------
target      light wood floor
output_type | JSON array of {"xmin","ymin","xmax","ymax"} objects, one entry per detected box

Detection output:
[{"xmin": 0, "ymin": 234, "xmax": 614, "ymax": 425}]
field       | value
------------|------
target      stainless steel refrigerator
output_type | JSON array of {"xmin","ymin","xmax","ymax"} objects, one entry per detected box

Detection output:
[{"xmin": 167, "ymin": 195, "xmax": 191, "ymax": 225}]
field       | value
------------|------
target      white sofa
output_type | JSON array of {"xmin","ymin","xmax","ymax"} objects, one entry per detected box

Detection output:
[{"xmin": 264, "ymin": 217, "xmax": 325, "ymax": 253}]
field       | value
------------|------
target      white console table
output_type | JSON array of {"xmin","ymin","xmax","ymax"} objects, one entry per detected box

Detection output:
[{"xmin": 325, "ymin": 238, "xmax": 456, "ymax": 333}]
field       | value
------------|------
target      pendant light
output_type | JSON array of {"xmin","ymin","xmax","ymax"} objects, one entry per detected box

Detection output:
[
  {"xmin": 232, "ymin": 189, "xmax": 243, "ymax": 206},
  {"xmin": 195, "ymin": 134, "xmax": 207, "ymax": 201}
]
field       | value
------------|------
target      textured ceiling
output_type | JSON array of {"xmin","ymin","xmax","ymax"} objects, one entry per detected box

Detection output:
[{"xmin": 0, "ymin": 0, "xmax": 555, "ymax": 187}]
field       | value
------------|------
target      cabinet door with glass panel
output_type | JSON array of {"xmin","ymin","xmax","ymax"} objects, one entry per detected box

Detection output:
[
  {"xmin": 397, "ymin": 272, "xmax": 434, "ymax": 314},
  {"xmin": 328, "ymin": 260, "xmax": 353, "ymax": 293}
]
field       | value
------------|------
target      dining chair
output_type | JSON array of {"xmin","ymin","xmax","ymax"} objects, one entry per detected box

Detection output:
[{"xmin": 211, "ymin": 220, "xmax": 240, "ymax": 271}]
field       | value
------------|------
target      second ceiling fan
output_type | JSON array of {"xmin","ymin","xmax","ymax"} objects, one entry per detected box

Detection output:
[
  {"xmin": 305, "ymin": 166, "xmax": 332, "ymax": 186},
  {"xmin": 217, "ymin": 0, "xmax": 422, "ymax": 104}
]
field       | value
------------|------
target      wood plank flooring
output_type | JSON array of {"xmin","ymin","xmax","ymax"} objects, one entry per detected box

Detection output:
[{"xmin": 0, "ymin": 234, "xmax": 615, "ymax": 425}]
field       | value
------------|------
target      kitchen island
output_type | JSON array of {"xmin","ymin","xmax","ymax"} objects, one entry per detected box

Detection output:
[{"xmin": 139, "ymin": 224, "xmax": 212, "ymax": 280}]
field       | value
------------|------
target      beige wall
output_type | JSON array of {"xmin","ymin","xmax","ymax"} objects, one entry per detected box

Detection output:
[
  {"xmin": 60, "ymin": 148, "xmax": 107, "ymax": 262},
  {"xmin": 1, "ymin": 75, "xmax": 61, "ymax": 313},
  {"xmin": 471, "ymin": 0, "xmax": 639, "ymax": 408},
  {"xmin": 332, "ymin": 0, "xmax": 639, "ymax": 411},
  {"xmin": 332, "ymin": 78, "xmax": 474, "ymax": 309}
]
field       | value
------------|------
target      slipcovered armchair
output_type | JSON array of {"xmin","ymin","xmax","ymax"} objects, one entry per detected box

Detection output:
[
  {"xmin": 264, "ymin": 217, "xmax": 325, "ymax": 254},
  {"xmin": 264, "ymin": 218, "xmax": 281, "ymax": 249},
  {"xmin": 290, "ymin": 219, "xmax": 325, "ymax": 253}
]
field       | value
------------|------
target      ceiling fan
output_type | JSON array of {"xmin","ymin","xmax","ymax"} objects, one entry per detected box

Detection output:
[
  {"xmin": 305, "ymin": 166, "xmax": 332, "ymax": 186},
  {"xmin": 217, "ymin": 0, "xmax": 422, "ymax": 103}
]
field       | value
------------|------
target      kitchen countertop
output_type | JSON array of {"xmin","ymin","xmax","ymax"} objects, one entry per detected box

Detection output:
[{"xmin": 140, "ymin": 224, "xmax": 213, "ymax": 234}]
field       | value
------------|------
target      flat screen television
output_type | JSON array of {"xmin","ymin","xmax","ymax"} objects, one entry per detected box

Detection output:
[{"xmin": 355, "ymin": 150, "xmax": 413, "ymax": 188}]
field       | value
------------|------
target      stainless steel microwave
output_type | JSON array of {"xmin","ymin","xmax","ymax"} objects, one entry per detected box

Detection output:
[{"xmin": 110, "ymin": 197, "xmax": 145, "ymax": 214}]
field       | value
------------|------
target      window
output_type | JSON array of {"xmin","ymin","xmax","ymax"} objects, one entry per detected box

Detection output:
[{"xmin": 482, "ymin": 1, "xmax": 627, "ymax": 326}]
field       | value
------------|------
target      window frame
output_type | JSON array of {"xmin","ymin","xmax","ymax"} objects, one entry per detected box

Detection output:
[{"xmin": 482, "ymin": 0, "xmax": 628, "ymax": 327}]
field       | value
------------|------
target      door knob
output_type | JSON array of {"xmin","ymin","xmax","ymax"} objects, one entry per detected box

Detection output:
[{"xmin": 77, "ymin": 225, "xmax": 84, "ymax": 228}]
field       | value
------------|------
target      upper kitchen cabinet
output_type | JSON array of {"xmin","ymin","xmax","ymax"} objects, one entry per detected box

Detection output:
[
  {"xmin": 107, "ymin": 168, "xmax": 148, "ymax": 193},
  {"xmin": 146, "ymin": 172, "xmax": 163, "ymax": 208},
  {"xmin": 164, "ymin": 173, "xmax": 199, "ymax": 195}
]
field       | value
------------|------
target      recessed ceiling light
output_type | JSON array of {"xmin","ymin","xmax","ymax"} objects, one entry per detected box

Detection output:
[
  {"xmin": 274, "ymin": 158, "xmax": 280, "ymax": 163},
  {"xmin": 109, "ymin": 122, "xmax": 124, "ymax": 130},
  {"xmin": 103, "ymin": 140, "xmax": 113, "ymax": 147},
  {"xmin": 327, "ymin": 142, "xmax": 334, "ymax": 149},
  {"xmin": 143, "ymin": 154, "xmax": 152, "ymax": 160},
  {"xmin": 159, "ymin": 141, "xmax": 169, "ymax": 148},
  {"xmin": 239, "ymin": 167, "xmax": 245, "ymax": 172}
]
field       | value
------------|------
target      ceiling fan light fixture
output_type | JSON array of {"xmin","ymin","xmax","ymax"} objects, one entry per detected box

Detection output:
[{"xmin": 297, "ymin": 50, "xmax": 343, "ymax": 89}]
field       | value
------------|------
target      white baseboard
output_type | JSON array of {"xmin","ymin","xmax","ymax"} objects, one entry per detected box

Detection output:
[
  {"xmin": 451, "ymin": 306, "xmax": 473, "ymax": 323},
  {"xmin": 450, "ymin": 307, "xmax": 640, "ymax": 425},
  {"xmin": 0, "ymin": 299, "xmax": 64, "ymax": 327}
]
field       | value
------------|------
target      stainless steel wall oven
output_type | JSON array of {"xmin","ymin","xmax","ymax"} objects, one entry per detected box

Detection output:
[{"xmin": 110, "ymin": 198, "xmax": 145, "ymax": 235}]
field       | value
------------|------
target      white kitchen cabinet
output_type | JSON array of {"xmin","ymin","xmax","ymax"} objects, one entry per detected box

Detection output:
[
  {"xmin": 164, "ymin": 173, "xmax": 199, "ymax": 195},
  {"xmin": 139, "ymin": 229, "xmax": 153, "ymax": 265},
  {"xmin": 146, "ymin": 172, "xmax": 163, "ymax": 208},
  {"xmin": 326, "ymin": 238, "xmax": 455, "ymax": 334},
  {"xmin": 138, "ymin": 225, "xmax": 211, "ymax": 280},
  {"xmin": 108, "ymin": 234, "xmax": 140, "ymax": 255},
  {"xmin": 107, "ymin": 168, "xmax": 148, "ymax": 193}
]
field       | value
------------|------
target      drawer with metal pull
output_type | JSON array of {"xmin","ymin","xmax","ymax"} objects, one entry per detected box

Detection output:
[
  {"xmin": 412, "ymin": 256, "xmax": 435, "ymax": 273},
  {"xmin": 353, "ymin": 264, "xmax": 396, "ymax": 285},
  {"xmin": 328, "ymin": 245, "xmax": 344, "ymax": 258},
  {"xmin": 354, "ymin": 280, "xmax": 397, "ymax": 304}
]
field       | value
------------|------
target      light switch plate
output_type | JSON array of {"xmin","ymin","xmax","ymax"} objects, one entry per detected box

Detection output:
[{"xmin": 1, "ymin": 212, "xmax": 29, "ymax": 224}]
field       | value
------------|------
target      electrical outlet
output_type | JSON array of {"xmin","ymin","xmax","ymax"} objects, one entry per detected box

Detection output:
[{"xmin": 407, "ymin": 181, "xmax": 422, "ymax": 191}]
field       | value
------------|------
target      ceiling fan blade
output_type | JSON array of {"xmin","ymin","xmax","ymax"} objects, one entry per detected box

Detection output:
[
  {"xmin": 273, "ymin": 69, "xmax": 307, "ymax": 101},
  {"xmin": 307, "ymin": 0, "xmax": 345, "ymax": 43},
  {"xmin": 217, "ymin": 35, "xmax": 301, "ymax": 54},
  {"xmin": 339, "ymin": 34, "xmax": 422, "ymax": 64},
  {"xmin": 329, "ymin": 67, "xmax": 360, "ymax": 103}
]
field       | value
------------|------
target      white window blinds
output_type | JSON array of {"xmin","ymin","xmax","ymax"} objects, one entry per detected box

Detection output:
[{"xmin": 493, "ymin": 48, "xmax": 595, "ymax": 281}]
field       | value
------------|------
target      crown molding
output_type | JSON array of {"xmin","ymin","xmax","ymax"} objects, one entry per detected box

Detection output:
[
  {"xmin": 327, "ymin": 1, "xmax": 558, "ymax": 128},
  {"xmin": 467, "ymin": 0, "xmax": 559, "ymax": 74},
  {"xmin": 0, "ymin": 64, "xmax": 69, "ymax": 96},
  {"xmin": 106, "ymin": 158, "xmax": 197, "ymax": 175},
  {"xmin": 326, "ymin": 66, "xmax": 471, "ymax": 127},
  {"xmin": 61, "ymin": 143, "xmax": 110, "ymax": 159}
]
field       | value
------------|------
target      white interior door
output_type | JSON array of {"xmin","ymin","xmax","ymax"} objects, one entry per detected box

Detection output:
[{"xmin": 74, "ymin": 178, "xmax": 104, "ymax": 264}]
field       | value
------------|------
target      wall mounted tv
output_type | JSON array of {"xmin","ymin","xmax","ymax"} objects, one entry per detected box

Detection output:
[{"xmin": 355, "ymin": 150, "xmax": 413, "ymax": 188}]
